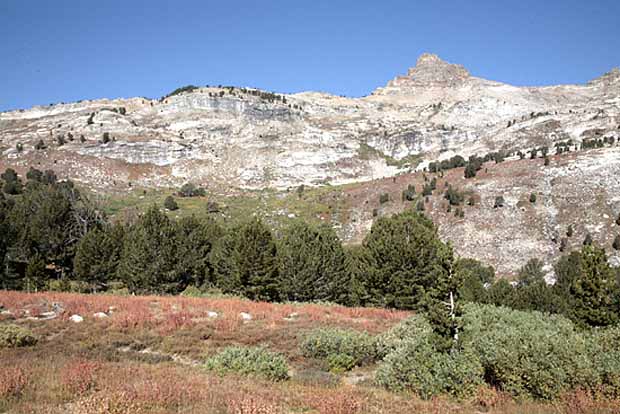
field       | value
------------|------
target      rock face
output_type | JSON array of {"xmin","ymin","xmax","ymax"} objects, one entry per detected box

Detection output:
[
  {"xmin": 379, "ymin": 53, "xmax": 471, "ymax": 90},
  {"xmin": 0, "ymin": 54, "xmax": 619, "ymax": 275},
  {"xmin": 0, "ymin": 53, "xmax": 618, "ymax": 192}
]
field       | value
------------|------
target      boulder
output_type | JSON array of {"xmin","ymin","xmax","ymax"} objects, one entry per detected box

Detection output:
[{"xmin": 69, "ymin": 314, "xmax": 84, "ymax": 323}]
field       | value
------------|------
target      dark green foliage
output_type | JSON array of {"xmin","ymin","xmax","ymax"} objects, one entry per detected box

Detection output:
[
  {"xmin": 428, "ymin": 155, "xmax": 466, "ymax": 173},
  {"xmin": 117, "ymin": 206, "xmax": 182, "ymax": 294},
  {"xmin": 511, "ymin": 259, "xmax": 564, "ymax": 314},
  {"xmin": 101, "ymin": 132, "xmax": 111, "ymax": 144},
  {"xmin": 401, "ymin": 184, "xmax": 416, "ymax": 201},
  {"xmin": 421, "ymin": 183, "xmax": 433, "ymax": 196},
  {"xmin": 443, "ymin": 185, "xmax": 464, "ymax": 206},
  {"xmin": 204, "ymin": 346, "xmax": 289, "ymax": 381},
  {"xmin": 74, "ymin": 224, "xmax": 125, "ymax": 291},
  {"xmin": 569, "ymin": 245, "xmax": 619, "ymax": 327},
  {"xmin": 1, "ymin": 168, "xmax": 23, "ymax": 195},
  {"xmin": 210, "ymin": 218, "xmax": 279, "ymax": 301},
  {"xmin": 7, "ymin": 179, "xmax": 102, "ymax": 281},
  {"xmin": 379, "ymin": 193, "xmax": 389, "ymax": 204},
  {"xmin": 343, "ymin": 245, "xmax": 372, "ymax": 306},
  {"xmin": 278, "ymin": 221, "xmax": 348, "ymax": 303},
  {"xmin": 178, "ymin": 182, "xmax": 206, "ymax": 197},
  {"xmin": 485, "ymin": 279, "xmax": 515, "ymax": 307},
  {"xmin": 567, "ymin": 224, "xmax": 574, "ymax": 237},
  {"xmin": 544, "ymin": 156, "xmax": 550, "ymax": 166},
  {"xmin": 360, "ymin": 211, "xmax": 456, "ymax": 324},
  {"xmin": 34, "ymin": 139, "xmax": 46, "ymax": 150},
  {"xmin": 464, "ymin": 163, "xmax": 476, "ymax": 178},
  {"xmin": 164, "ymin": 195, "xmax": 178, "ymax": 211},
  {"xmin": 529, "ymin": 193, "xmax": 537, "ymax": 203},
  {"xmin": 162, "ymin": 85, "xmax": 199, "ymax": 100},
  {"xmin": 613, "ymin": 235, "xmax": 620, "ymax": 251},
  {"xmin": 493, "ymin": 195, "xmax": 504, "ymax": 208},
  {"xmin": 456, "ymin": 258, "xmax": 495, "ymax": 303},
  {"xmin": 175, "ymin": 216, "xmax": 222, "ymax": 289},
  {"xmin": 24, "ymin": 255, "xmax": 47, "ymax": 292},
  {"xmin": 583, "ymin": 233, "xmax": 593, "ymax": 245}
]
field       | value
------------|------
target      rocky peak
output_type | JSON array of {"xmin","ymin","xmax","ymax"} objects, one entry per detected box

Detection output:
[
  {"xmin": 374, "ymin": 53, "xmax": 471, "ymax": 95},
  {"xmin": 588, "ymin": 67, "xmax": 620, "ymax": 86}
]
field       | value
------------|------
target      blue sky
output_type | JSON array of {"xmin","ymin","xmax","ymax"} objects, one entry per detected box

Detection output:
[{"xmin": 1, "ymin": 0, "xmax": 619, "ymax": 111}]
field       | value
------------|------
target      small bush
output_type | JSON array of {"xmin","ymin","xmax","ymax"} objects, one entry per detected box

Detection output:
[
  {"xmin": 204, "ymin": 346, "xmax": 289, "ymax": 381},
  {"xmin": 0, "ymin": 324, "xmax": 38, "ymax": 348},
  {"xmin": 180, "ymin": 285, "xmax": 203, "ymax": 297},
  {"xmin": 301, "ymin": 328, "xmax": 377, "ymax": 371},
  {"xmin": 0, "ymin": 367, "xmax": 28, "ymax": 400},
  {"xmin": 376, "ymin": 337, "xmax": 484, "ymax": 399}
]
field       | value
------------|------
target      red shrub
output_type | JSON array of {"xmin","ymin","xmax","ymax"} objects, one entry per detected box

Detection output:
[
  {"xmin": 61, "ymin": 359, "xmax": 102, "ymax": 396},
  {"xmin": 0, "ymin": 367, "xmax": 29, "ymax": 399}
]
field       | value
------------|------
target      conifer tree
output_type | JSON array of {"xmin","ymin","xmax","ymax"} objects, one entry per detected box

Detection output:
[
  {"xmin": 174, "ymin": 215, "xmax": 222, "ymax": 289},
  {"xmin": 74, "ymin": 224, "xmax": 125, "ymax": 291},
  {"xmin": 1, "ymin": 168, "xmax": 23, "ymax": 195},
  {"xmin": 361, "ymin": 211, "xmax": 453, "ymax": 310},
  {"xmin": 569, "ymin": 245, "xmax": 619, "ymax": 327},
  {"xmin": 278, "ymin": 220, "xmax": 348, "ymax": 303},
  {"xmin": 117, "ymin": 206, "xmax": 181, "ymax": 294},
  {"xmin": 210, "ymin": 218, "xmax": 279, "ymax": 301}
]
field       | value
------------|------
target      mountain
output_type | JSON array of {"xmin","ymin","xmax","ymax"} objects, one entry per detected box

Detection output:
[
  {"xmin": 1, "ymin": 53, "xmax": 618, "ymax": 191},
  {"xmin": 1, "ymin": 54, "xmax": 619, "ymax": 276}
]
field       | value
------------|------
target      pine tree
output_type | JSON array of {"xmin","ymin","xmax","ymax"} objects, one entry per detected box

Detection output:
[
  {"xmin": 1, "ymin": 168, "xmax": 23, "ymax": 195},
  {"xmin": 569, "ymin": 245, "xmax": 619, "ymax": 327},
  {"xmin": 278, "ymin": 221, "xmax": 348, "ymax": 303},
  {"xmin": 583, "ymin": 233, "xmax": 593, "ymax": 246},
  {"xmin": 117, "ymin": 206, "xmax": 181, "ymax": 294},
  {"xmin": 74, "ymin": 224, "xmax": 125, "ymax": 291},
  {"xmin": 529, "ymin": 193, "xmax": 537, "ymax": 203},
  {"xmin": 210, "ymin": 218, "xmax": 279, "ymax": 301},
  {"xmin": 423, "ymin": 241, "xmax": 462, "ymax": 352},
  {"xmin": 174, "ymin": 216, "xmax": 222, "ymax": 289},
  {"xmin": 464, "ymin": 163, "xmax": 477, "ymax": 178},
  {"xmin": 361, "ymin": 211, "xmax": 454, "ymax": 310}
]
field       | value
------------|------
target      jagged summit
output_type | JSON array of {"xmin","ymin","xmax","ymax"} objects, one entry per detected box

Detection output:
[{"xmin": 374, "ymin": 53, "xmax": 471, "ymax": 95}]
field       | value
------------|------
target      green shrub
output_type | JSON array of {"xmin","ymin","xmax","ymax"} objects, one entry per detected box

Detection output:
[
  {"xmin": 376, "ymin": 336, "xmax": 484, "ymax": 399},
  {"xmin": 0, "ymin": 324, "xmax": 38, "ymax": 348},
  {"xmin": 204, "ymin": 346, "xmax": 289, "ymax": 381},
  {"xmin": 590, "ymin": 326, "xmax": 620, "ymax": 397},
  {"xmin": 375, "ymin": 314, "xmax": 432, "ymax": 358},
  {"xmin": 301, "ymin": 328, "xmax": 377, "ymax": 371},
  {"xmin": 180, "ymin": 285, "xmax": 203, "ymax": 297},
  {"xmin": 460, "ymin": 303, "xmax": 598, "ymax": 399}
]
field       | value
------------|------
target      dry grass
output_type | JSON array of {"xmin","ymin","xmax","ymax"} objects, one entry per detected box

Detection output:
[{"xmin": 1, "ymin": 290, "xmax": 618, "ymax": 414}]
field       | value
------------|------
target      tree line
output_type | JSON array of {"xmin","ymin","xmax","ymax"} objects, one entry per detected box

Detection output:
[{"xmin": 1, "ymin": 167, "xmax": 619, "ymax": 332}]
